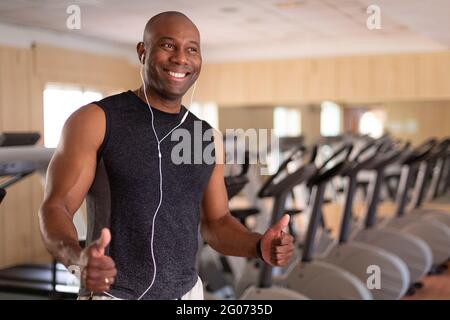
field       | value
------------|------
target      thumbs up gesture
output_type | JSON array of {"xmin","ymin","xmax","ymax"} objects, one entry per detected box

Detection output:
[
  {"xmin": 260, "ymin": 214, "xmax": 295, "ymax": 267},
  {"xmin": 80, "ymin": 228, "xmax": 117, "ymax": 292}
]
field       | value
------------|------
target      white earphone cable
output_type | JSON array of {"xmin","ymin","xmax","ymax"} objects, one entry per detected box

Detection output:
[{"xmin": 103, "ymin": 63, "xmax": 196, "ymax": 300}]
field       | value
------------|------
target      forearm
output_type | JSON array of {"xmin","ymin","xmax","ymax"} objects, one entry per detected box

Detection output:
[
  {"xmin": 201, "ymin": 213, "xmax": 262, "ymax": 258},
  {"xmin": 38, "ymin": 203, "xmax": 83, "ymax": 268}
]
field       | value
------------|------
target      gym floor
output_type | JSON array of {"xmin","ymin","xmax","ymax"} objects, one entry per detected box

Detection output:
[{"xmin": 402, "ymin": 262, "xmax": 450, "ymax": 300}]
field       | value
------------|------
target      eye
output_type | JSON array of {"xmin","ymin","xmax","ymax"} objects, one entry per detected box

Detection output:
[
  {"xmin": 162, "ymin": 43, "xmax": 175, "ymax": 49},
  {"xmin": 188, "ymin": 47, "xmax": 198, "ymax": 54}
]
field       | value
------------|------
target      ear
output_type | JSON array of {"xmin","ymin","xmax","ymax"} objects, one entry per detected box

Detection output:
[{"xmin": 136, "ymin": 41, "xmax": 145, "ymax": 64}]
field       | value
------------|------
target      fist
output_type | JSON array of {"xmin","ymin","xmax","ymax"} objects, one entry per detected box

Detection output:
[
  {"xmin": 80, "ymin": 228, "xmax": 117, "ymax": 292},
  {"xmin": 260, "ymin": 214, "xmax": 295, "ymax": 267}
]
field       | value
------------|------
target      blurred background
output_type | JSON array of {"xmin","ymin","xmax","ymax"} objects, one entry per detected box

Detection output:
[{"xmin": 0, "ymin": 0, "xmax": 449, "ymax": 299}]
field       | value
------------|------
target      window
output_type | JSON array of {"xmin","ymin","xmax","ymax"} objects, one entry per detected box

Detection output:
[
  {"xmin": 273, "ymin": 107, "xmax": 301, "ymax": 137},
  {"xmin": 43, "ymin": 84, "xmax": 103, "ymax": 148},
  {"xmin": 359, "ymin": 110, "xmax": 386, "ymax": 138},
  {"xmin": 320, "ymin": 101, "xmax": 342, "ymax": 136},
  {"xmin": 189, "ymin": 102, "xmax": 219, "ymax": 129}
]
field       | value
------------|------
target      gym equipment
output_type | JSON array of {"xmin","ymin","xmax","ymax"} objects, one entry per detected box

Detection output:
[
  {"xmin": 0, "ymin": 132, "xmax": 78, "ymax": 299},
  {"xmin": 434, "ymin": 138, "xmax": 450, "ymax": 197},
  {"xmin": 429, "ymin": 138, "xmax": 450, "ymax": 199},
  {"xmin": 228, "ymin": 153, "xmax": 308, "ymax": 300},
  {"xmin": 350, "ymin": 140, "xmax": 435, "ymax": 289},
  {"xmin": 225, "ymin": 151, "xmax": 260, "ymax": 226},
  {"xmin": 238, "ymin": 144, "xmax": 374, "ymax": 300},
  {"xmin": 0, "ymin": 188, "xmax": 5, "ymax": 203},
  {"xmin": 404, "ymin": 138, "xmax": 450, "ymax": 228},
  {"xmin": 201, "ymin": 150, "xmax": 306, "ymax": 300},
  {"xmin": 200, "ymin": 151, "xmax": 259, "ymax": 299},
  {"xmin": 384, "ymin": 139, "xmax": 450, "ymax": 268},
  {"xmin": 0, "ymin": 132, "xmax": 40, "ymax": 147},
  {"xmin": 319, "ymin": 138, "xmax": 413, "ymax": 299}
]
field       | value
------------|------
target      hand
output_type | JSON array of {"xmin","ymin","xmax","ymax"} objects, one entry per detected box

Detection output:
[
  {"xmin": 80, "ymin": 228, "xmax": 117, "ymax": 292},
  {"xmin": 260, "ymin": 214, "xmax": 295, "ymax": 267}
]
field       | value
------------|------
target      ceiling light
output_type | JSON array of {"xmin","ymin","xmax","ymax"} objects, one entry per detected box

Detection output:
[
  {"xmin": 220, "ymin": 7, "xmax": 239, "ymax": 14},
  {"xmin": 276, "ymin": 0, "xmax": 305, "ymax": 9}
]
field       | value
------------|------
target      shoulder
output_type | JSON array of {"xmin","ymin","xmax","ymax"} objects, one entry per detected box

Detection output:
[
  {"xmin": 64, "ymin": 91, "xmax": 131, "ymax": 141},
  {"xmin": 60, "ymin": 103, "xmax": 106, "ymax": 152},
  {"xmin": 66, "ymin": 103, "xmax": 105, "ymax": 126},
  {"xmin": 95, "ymin": 91, "xmax": 131, "ymax": 109}
]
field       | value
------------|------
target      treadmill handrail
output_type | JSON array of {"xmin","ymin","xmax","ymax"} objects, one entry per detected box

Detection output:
[
  {"xmin": 316, "ymin": 143, "xmax": 352, "ymax": 172},
  {"xmin": 258, "ymin": 145, "xmax": 307, "ymax": 198},
  {"xmin": 342, "ymin": 137, "xmax": 388, "ymax": 175},
  {"xmin": 366, "ymin": 141, "xmax": 410, "ymax": 170},
  {"xmin": 424, "ymin": 138, "xmax": 450, "ymax": 162},
  {"xmin": 308, "ymin": 144, "xmax": 353, "ymax": 186},
  {"xmin": 403, "ymin": 138, "xmax": 438, "ymax": 165},
  {"xmin": 0, "ymin": 146, "xmax": 54, "ymax": 176}
]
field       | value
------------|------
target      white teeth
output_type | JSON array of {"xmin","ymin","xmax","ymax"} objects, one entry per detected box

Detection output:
[{"xmin": 168, "ymin": 71, "xmax": 186, "ymax": 78}]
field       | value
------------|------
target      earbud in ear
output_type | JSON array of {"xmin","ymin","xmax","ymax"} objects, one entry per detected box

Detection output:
[{"xmin": 140, "ymin": 54, "xmax": 145, "ymax": 64}]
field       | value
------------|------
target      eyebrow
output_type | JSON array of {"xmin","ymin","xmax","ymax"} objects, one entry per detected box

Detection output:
[{"xmin": 158, "ymin": 36, "xmax": 200, "ymax": 47}]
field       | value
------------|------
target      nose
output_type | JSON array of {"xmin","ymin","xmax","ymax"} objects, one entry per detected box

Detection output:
[{"xmin": 170, "ymin": 48, "xmax": 188, "ymax": 65}]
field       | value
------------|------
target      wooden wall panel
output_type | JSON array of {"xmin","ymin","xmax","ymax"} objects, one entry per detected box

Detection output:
[
  {"xmin": 0, "ymin": 44, "xmax": 140, "ymax": 268},
  {"xmin": 303, "ymin": 58, "xmax": 336, "ymax": 101},
  {"xmin": 244, "ymin": 62, "xmax": 275, "ymax": 105},
  {"xmin": 218, "ymin": 62, "xmax": 247, "ymax": 105},
  {"xmin": 382, "ymin": 101, "xmax": 450, "ymax": 146},
  {"xmin": 272, "ymin": 60, "xmax": 306, "ymax": 104},
  {"xmin": 32, "ymin": 44, "xmax": 139, "ymax": 89},
  {"xmin": 418, "ymin": 52, "xmax": 450, "ymax": 99},
  {"xmin": 393, "ymin": 54, "xmax": 418, "ymax": 99},
  {"xmin": 336, "ymin": 56, "xmax": 370, "ymax": 101},
  {"xmin": 196, "ymin": 51, "xmax": 450, "ymax": 106},
  {"xmin": 0, "ymin": 46, "xmax": 34, "ymax": 267}
]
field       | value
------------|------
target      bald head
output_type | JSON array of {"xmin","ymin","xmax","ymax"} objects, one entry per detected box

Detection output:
[
  {"xmin": 136, "ymin": 11, "xmax": 202, "ymax": 106},
  {"xmin": 143, "ymin": 11, "xmax": 200, "ymax": 44}
]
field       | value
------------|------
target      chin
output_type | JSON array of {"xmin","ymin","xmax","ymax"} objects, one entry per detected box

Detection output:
[
  {"xmin": 166, "ymin": 86, "xmax": 191, "ymax": 98},
  {"xmin": 161, "ymin": 89, "xmax": 186, "ymax": 101}
]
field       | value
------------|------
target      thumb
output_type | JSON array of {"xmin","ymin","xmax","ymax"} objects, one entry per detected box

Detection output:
[
  {"xmin": 91, "ymin": 228, "xmax": 111, "ymax": 257},
  {"xmin": 270, "ymin": 214, "xmax": 290, "ymax": 235}
]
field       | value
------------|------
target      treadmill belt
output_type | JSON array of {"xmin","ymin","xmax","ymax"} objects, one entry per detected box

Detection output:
[{"xmin": 0, "ymin": 263, "xmax": 79, "ymax": 297}]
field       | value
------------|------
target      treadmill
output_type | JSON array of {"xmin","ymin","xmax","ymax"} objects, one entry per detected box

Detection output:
[{"xmin": 0, "ymin": 132, "xmax": 78, "ymax": 299}]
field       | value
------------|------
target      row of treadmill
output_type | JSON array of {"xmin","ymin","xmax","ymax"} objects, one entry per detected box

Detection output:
[
  {"xmin": 201, "ymin": 134, "xmax": 450, "ymax": 300},
  {"xmin": 0, "ymin": 133, "xmax": 449, "ymax": 300}
]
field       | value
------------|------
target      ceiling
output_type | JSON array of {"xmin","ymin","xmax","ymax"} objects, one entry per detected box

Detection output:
[{"xmin": 0, "ymin": 0, "xmax": 448, "ymax": 62}]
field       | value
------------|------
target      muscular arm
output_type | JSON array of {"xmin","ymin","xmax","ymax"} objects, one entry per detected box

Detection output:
[
  {"xmin": 200, "ymin": 131, "xmax": 261, "ymax": 259},
  {"xmin": 200, "ymin": 131, "xmax": 295, "ymax": 266},
  {"xmin": 200, "ymin": 168, "xmax": 262, "ymax": 258},
  {"xmin": 39, "ymin": 104, "xmax": 105, "ymax": 267}
]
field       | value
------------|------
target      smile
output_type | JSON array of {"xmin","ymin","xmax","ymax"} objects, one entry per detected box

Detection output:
[{"xmin": 165, "ymin": 69, "xmax": 190, "ymax": 80}]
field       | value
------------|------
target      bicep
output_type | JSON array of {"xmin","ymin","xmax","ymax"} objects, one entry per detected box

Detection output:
[
  {"xmin": 43, "ymin": 104, "xmax": 105, "ymax": 216},
  {"xmin": 201, "ymin": 162, "xmax": 230, "ymax": 223}
]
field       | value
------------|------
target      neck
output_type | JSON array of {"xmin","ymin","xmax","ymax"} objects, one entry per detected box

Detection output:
[{"xmin": 135, "ymin": 86, "xmax": 182, "ymax": 114}]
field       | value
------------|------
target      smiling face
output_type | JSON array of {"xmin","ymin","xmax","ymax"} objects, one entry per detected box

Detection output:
[{"xmin": 139, "ymin": 13, "xmax": 202, "ymax": 102}]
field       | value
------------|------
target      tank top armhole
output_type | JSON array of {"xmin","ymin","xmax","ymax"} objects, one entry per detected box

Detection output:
[{"xmin": 93, "ymin": 101, "xmax": 110, "ymax": 163}]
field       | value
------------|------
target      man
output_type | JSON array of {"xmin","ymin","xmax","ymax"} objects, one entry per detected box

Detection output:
[{"xmin": 39, "ymin": 11, "xmax": 294, "ymax": 300}]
